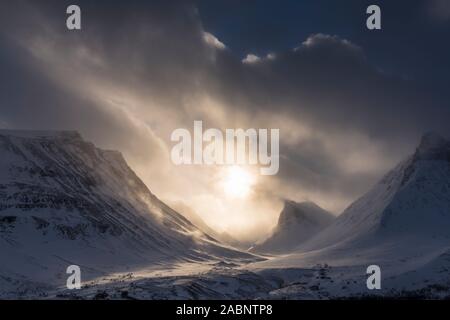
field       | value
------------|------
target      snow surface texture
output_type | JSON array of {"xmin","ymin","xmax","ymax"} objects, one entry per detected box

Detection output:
[
  {"xmin": 251, "ymin": 201, "xmax": 334, "ymax": 254},
  {"xmin": 1, "ymin": 131, "xmax": 450, "ymax": 299}
]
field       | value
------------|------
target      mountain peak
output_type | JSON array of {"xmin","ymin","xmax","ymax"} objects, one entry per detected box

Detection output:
[
  {"xmin": 278, "ymin": 200, "xmax": 332, "ymax": 227},
  {"xmin": 251, "ymin": 200, "xmax": 334, "ymax": 254},
  {"xmin": 418, "ymin": 131, "xmax": 447, "ymax": 149},
  {"xmin": 0, "ymin": 129, "xmax": 257, "ymax": 287},
  {"xmin": 415, "ymin": 132, "xmax": 450, "ymax": 161}
]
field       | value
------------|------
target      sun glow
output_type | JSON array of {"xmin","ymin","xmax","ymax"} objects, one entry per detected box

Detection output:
[{"xmin": 221, "ymin": 166, "xmax": 256, "ymax": 199}]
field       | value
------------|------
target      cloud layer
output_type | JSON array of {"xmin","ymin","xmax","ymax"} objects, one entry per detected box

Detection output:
[{"xmin": 1, "ymin": 0, "xmax": 449, "ymax": 240}]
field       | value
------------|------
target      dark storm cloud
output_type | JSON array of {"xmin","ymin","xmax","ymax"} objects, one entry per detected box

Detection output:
[
  {"xmin": 1, "ymin": 0, "xmax": 449, "ymax": 215},
  {"xmin": 213, "ymin": 31, "xmax": 450, "ymax": 205},
  {"xmin": 0, "ymin": 0, "xmax": 206, "ymax": 165},
  {"xmin": 0, "ymin": 0, "xmax": 209, "ymax": 112},
  {"xmin": 213, "ymin": 32, "xmax": 449, "ymax": 135}
]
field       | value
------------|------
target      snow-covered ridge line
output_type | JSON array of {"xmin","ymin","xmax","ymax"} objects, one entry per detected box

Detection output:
[{"xmin": 0, "ymin": 130, "xmax": 259, "ymax": 297}]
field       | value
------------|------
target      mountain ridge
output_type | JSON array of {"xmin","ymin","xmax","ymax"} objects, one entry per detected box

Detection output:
[
  {"xmin": 0, "ymin": 130, "xmax": 257, "ymax": 292},
  {"xmin": 251, "ymin": 200, "xmax": 334, "ymax": 254},
  {"xmin": 256, "ymin": 132, "xmax": 450, "ymax": 271}
]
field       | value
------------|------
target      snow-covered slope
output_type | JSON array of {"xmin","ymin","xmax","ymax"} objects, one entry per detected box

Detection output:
[
  {"xmin": 255, "ymin": 133, "xmax": 450, "ymax": 271},
  {"xmin": 252, "ymin": 201, "xmax": 334, "ymax": 254},
  {"xmin": 50, "ymin": 132, "xmax": 450, "ymax": 299},
  {"xmin": 0, "ymin": 130, "xmax": 255, "ymax": 295},
  {"xmin": 4, "ymin": 131, "xmax": 450, "ymax": 299},
  {"xmin": 298, "ymin": 132, "xmax": 450, "ymax": 252}
]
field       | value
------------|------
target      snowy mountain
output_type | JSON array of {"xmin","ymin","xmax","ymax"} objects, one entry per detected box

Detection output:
[
  {"xmin": 297, "ymin": 132, "xmax": 450, "ymax": 253},
  {"xmin": 0, "ymin": 130, "xmax": 256, "ymax": 296},
  {"xmin": 4, "ymin": 131, "xmax": 450, "ymax": 299},
  {"xmin": 247, "ymin": 132, "xmax": 450, "ymax": 298},
  {"xmin": 58, "ymin": 131, "xmax": 450, "ymax": 299},
  {"xmin": 251, "ymin": 200, "xmax": 334, "ymax": 254}
]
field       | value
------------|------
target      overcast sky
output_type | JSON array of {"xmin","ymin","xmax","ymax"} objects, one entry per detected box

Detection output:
[{"xmin": 1, "ymin": 0, "xmax": 449, "ymax": 241}]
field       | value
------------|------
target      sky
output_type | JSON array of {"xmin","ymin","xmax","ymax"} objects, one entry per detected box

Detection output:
[{"xmin": 1, "ymin": 0, "xmax": 450, "ymax": 242}]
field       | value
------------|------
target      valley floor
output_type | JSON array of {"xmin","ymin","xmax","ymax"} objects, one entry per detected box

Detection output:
[{"xmin": 15, "ymin": 245, "xmax": 449, "ymax": 300}]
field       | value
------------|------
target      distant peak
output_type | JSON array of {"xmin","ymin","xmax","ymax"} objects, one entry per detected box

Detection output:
[
  {"xmin": 419, "ymin": 132, "xmax": 446, "ymax": 149},
  {"xmin": 415, "ymin": 132, "xmax": 450, "ymax": 160},
  {"xmin": 279, "ymin": 199, "xmax": 333, "ymax": 227},
  {"xmin": 283, "ymin": 199, "xmax": 316, "ymax": 209}
]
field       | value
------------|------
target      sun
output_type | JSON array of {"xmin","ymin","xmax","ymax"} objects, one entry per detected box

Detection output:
[{"xmin": 221, "ymin": 166, "xmax": 256, "ymax": 199}]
